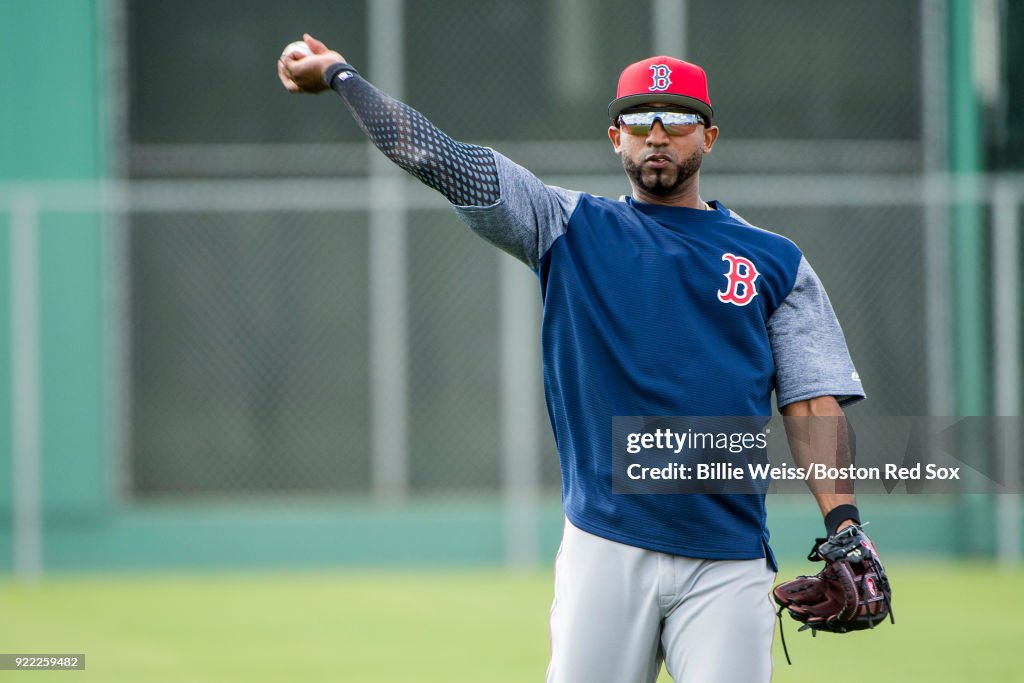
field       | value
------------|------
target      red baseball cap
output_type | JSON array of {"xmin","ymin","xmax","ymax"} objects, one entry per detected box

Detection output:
[{"xmin": 608, "ymin": 56, "xmax": 713, "ymax": 123}]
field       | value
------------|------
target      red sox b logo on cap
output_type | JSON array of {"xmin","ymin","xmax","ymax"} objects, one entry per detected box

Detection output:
[
  {"xmin": 649, "ymin": 64, "xmax": 672, "ymax": 92},
  {"xmin": 718, "ymin": 253, "xmax": 760, "ymax": 306}
]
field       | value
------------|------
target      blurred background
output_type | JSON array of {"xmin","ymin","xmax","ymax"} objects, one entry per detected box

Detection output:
[{"xmin": 1, "ymin": 0, "xmax": 1022, "ymax": 599}]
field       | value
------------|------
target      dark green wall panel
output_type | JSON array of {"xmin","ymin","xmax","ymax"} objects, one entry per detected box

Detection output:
[{"xmin": 0, "ymin": 2, "xmax": 105, "ymax": 180}]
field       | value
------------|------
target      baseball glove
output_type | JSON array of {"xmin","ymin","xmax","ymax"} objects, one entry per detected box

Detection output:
[{"xmin": 772, "ymin": 524, "xmax": 893, "ymax": 661}]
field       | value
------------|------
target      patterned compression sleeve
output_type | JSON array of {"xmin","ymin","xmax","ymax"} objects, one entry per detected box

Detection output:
[{"xmin": 328, "ymin": 68, "xmax": 500, "ymax": 207}]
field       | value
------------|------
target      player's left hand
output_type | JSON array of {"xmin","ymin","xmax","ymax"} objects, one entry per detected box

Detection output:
[
  {"xmin": 277, "ymin": 33, "xmax": 346, "ymax": 94},
  {"xmin": 773, "ymin": 524, "xmax": 894, "ymax": 634}
]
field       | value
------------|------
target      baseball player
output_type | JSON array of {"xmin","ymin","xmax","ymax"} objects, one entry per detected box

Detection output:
[{"xmin": 279, "ymin": 34, "xmax": 884, "ymax": 682}]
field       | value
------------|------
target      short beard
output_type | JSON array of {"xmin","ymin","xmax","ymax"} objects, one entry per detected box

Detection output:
[{"xmin": 622, "ymin": 147, "xmax": 703, "ymax": 197}]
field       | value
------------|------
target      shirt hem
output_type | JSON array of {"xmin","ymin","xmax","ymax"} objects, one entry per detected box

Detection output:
[
  {"xmin": 776, "ymin": 386, "xmax": 866, "ymax": 409},
  {"xmin": 451, "ymin": 197, "xmax": 504, "ymax": 211},
  {"xmin": 565, "ymin": 509, "xmax": 768, "ymax": 561}
]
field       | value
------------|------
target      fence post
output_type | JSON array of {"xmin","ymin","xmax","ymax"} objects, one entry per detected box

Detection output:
[
  {"xmin": 500, "ymin": 256, "xmax": 541, "ymax": 567},
  {"xmin": 368, "ymin": 0, "xmax": 409, "ymax": 502},
  {"xmin": 992, "ymin": 182, "xmax": 1021, "ymax": 566},
  {"xmin": 10, "ymin": 193, "xmax": 43, "ymax": 579},
  {"xmin": 949, "ymin": 0, "xmax": 992, "ymax": 556},
  {"xmin": 921, "ymin": 0, "xmax": 955, "ymax": 417}
]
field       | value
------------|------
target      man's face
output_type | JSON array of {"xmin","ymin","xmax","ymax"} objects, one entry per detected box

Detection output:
[{"xmin": 608, "ymin": 106, "xmax": 718, "ymax": 201}]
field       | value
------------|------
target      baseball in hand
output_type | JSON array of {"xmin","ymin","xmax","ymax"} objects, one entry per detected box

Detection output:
[{"xmin": 282, "ymin": 40, "xmax": 313, "ymax": 59}]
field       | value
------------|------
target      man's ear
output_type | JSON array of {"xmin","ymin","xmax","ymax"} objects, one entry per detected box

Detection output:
[
  {"xmin": 608, "ymin": 124, "xmax": 622, "ymax": 153},
  {"xmin": 703, "ymin": 125, "xmax": 719, "ymax": 154}
]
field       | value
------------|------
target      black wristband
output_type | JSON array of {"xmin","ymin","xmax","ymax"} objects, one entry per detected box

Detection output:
[
  {"xmin": 824, "ymin": 504, "xmax": 860, "ymax": 537},
  {"xmin": 323, "ymin": 62, "xmax": 359, "ymax": 88}
]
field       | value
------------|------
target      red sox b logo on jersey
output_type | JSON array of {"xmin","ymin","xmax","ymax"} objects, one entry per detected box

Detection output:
[
  {"xmin": 649, "ymin": 64, "xmax": 672, "ymax": 91},
  {"xmin": 717, "ymin": 253, "xmax": 760, "ymax": 306}
]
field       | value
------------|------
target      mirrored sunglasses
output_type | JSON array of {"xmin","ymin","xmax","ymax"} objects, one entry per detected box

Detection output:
[{"xmin": 617, "ymin": 111, "xmax": 705, "ymax": 136}]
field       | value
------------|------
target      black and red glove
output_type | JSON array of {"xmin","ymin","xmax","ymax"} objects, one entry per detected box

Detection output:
[{"xmin": 774, "ymin": 524, "xmax": 894, "ymax": 636}]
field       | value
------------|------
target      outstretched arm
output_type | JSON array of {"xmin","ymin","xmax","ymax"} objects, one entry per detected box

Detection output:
[
  {"xmin": 278, "ymin": 34, "xmax": 499, "ymax": 208},
  {"xmin": 278, "ymin": 34, "xmax": 579, "ymax": 269}
]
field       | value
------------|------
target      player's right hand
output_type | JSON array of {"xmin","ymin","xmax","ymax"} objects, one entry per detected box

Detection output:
[{"xmin": 277, "ymin": 33, "xmax": 346, "ymax": 94}]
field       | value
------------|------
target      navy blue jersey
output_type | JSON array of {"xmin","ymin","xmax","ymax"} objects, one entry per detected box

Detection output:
[
  {"xmin": 456, "ymin": 154, "xmax": 864, "ymax": 567},
  {"xmin": 541, "ymin": 195, "xmax": 800, "ymax": 563}
]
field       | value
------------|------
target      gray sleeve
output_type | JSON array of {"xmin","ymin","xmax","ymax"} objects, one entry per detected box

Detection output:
[
  {"xmin": 768, "ymin": 256, "xmax": 866, "ymax": 409},
  {"xmin": 452, "ymin": 152, "xmax": 581, "ymax": 271}
]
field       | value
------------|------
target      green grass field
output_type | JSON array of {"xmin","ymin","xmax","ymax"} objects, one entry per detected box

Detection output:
[{"xmin": 0, "ymin": 563, "xmax": 1021, "ymax": 682}]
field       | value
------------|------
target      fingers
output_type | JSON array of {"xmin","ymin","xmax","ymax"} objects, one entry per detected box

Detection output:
[
  {"xmin": 304, "ymin": 33, "xmax": 328, "ymax": 54},
  {"xmin": 277, "ymin": 59, "xmax": 301, "ymax": 93},
  {"xmin": 278, "ymin": 35, "xmax": 342, "ymax": 94}
]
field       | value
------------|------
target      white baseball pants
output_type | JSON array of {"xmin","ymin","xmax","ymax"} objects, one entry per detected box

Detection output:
[{"xmin": 546, "ymin": 517, "xmax": 777, "ymax": 683}]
